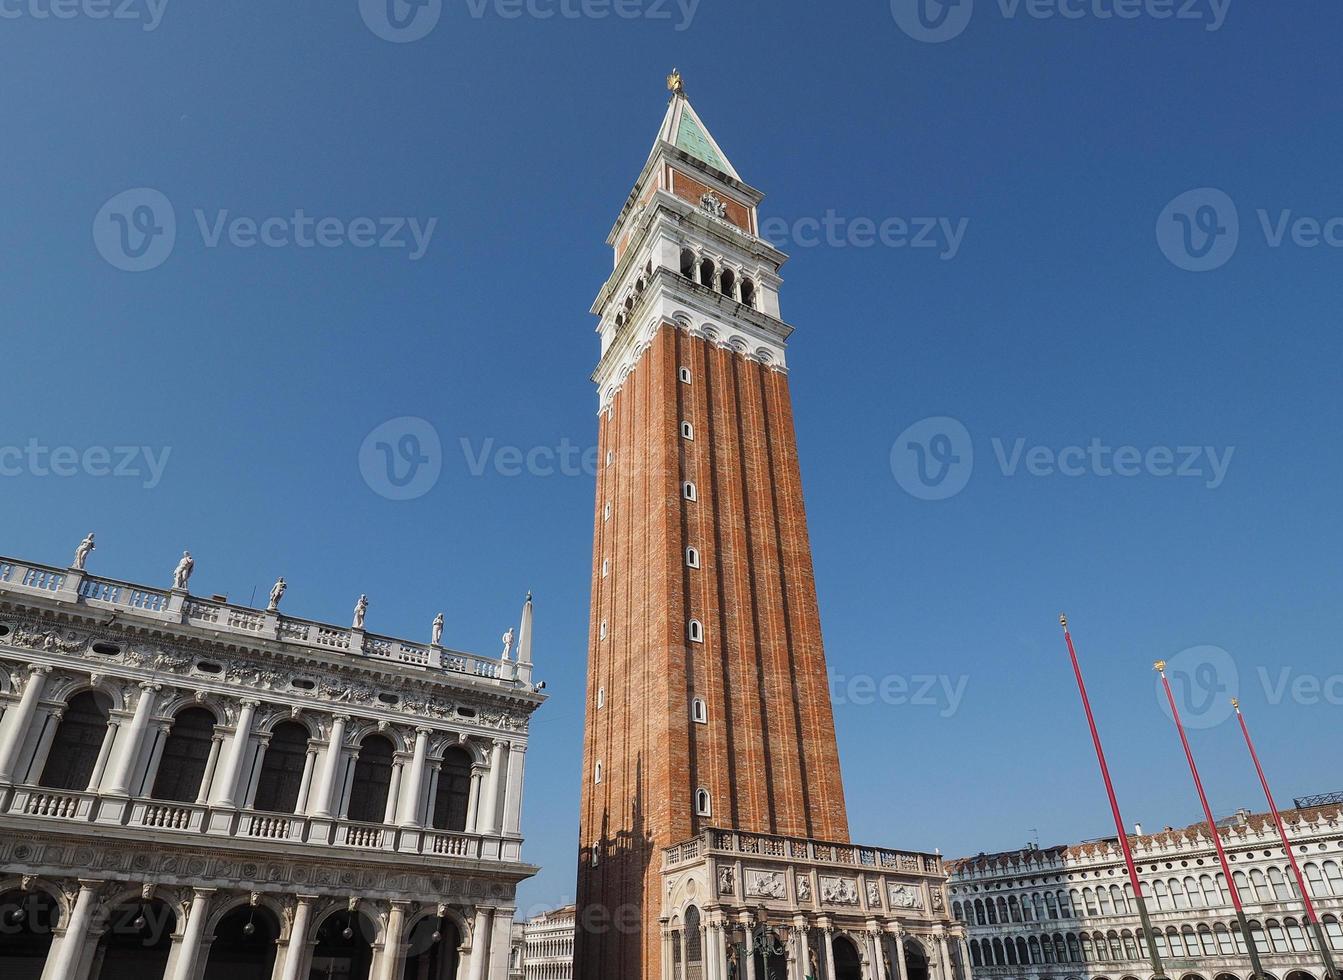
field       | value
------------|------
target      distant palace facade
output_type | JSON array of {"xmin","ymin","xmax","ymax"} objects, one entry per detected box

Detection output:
[
  {"xmin": 950, "ymin": 803, "xmax": 1343, "ymax": 980},
  {"xmin": 0, "ymin": 547, "xmax": 544, "ymax": 980}
]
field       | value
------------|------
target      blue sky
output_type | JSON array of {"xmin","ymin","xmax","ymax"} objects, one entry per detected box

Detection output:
[{"xmin": 3, "ymin": 0, "xmax": 1342, "ymax": 914}]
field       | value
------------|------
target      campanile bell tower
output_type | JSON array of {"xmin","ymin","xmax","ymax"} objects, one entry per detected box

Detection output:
[{"xmin": 574, "ymin": 73, "xmax": 852, "ymax": 979}]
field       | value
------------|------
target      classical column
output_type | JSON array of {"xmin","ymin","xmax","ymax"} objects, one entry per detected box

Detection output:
[
  {"xmin": 488, "ymin": 908, "xmax": 515, "ymax": 980},
  {"xmin": 312, "ymin": 715, "xmax": 349, "ymax": 819},
  {"xmin": 169, "ymin": 888, "xmax": 215, "ymax": 980},
  {"xmin": 135, "ymin": 722, "xmax": 171, "ymax": 797},
  {"xmin": 895, "ymin": 931, "xmax": 910, "ymax": 980},
  {"xmin": 0, "ymin": 665, "xmax": 51, "ymax": 784},
  {"xmin": 424, "ymin": 763, "xmax": 442, "ymax": 827},
  {"xmin": 385, "ymin": 757, "xmax": 406, "ymax": 826},
  {"xmin": 957, "ymin": 935, "xmax": 974, "ymax": 980},
  {"xmin": 794, "ymin": 920, "xmax": 813, "ymax": 980},
  {"xmin": 213, "ymin": 699, "xmax": 259, "ymax": 808},
  {"xmin": 823, "ymin": 925, "xmax": 838, "ymax": 980},
  {"xmin": 465, "ymin": 765, "xmax": 485, "ymax": 833},
  {"xmin": 502, "ymin": 742, "xmax": 527, "ymax": 835},
  {"xmin": 661, "ymin": 924, "xmax": 676, "ymax": 980},
  {"xmin": 102, "ymin": 683, "xmax": 159, "ymax": 796},
  {"xmin": 279, "ymin": 896, "xmax": 316, "ymax": 980},
  {"xmin": 872, "ymin": 927, "xmax": 889, "ymax": 980},
  {"xmin": 295, "ymin": 743, "xmax": 319, "ymax": 813},
  {"xmin": 43, "ymin": 881, "xmax": 99, "ymax": 980},
  {"xmin": 468, "ymin": 907, "xmax": 494, "ymax": 980},
  {"xmin": 398, "ymin": 729, "xmax": 431, "ymax": 828},
  {"xmin": 242, "ymin": 733, "xmax": 270, "ymax": 808},
  {"xmin": 88, "ymin": 719, "xmax": 120, "ymax": 792},
  {"xmin": 938, "ymin": 933, "xmax": 953, "ymax": 980},
  {"xmin": 481, "ymin": 741, "xmax": 506, "ymax": 835},
  {"xmin": 196, "ymin": 731, "xmax": 225, "ymax": 805},
  {"xmin": 741, "ymin": 914, "xmax": 759, "ymax": 980},
  {"xmin": 377, "ymin": 902, "xmax": 409, "ymax": 980}
]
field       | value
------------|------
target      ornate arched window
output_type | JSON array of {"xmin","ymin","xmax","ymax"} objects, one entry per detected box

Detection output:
[
  {"xmin": 151, "ymin": 707, "xmax": 215, "ymax": 802},
  {"xmin": 40, "ymin": 691, "xmax": 111, "ymax": 791},
  {"xmin": 433, "ymin": 746, "xmax": 473, "ymax": 833},
  {"xmin": 253, "ymin": 721, "xmax": 310, "ymax": 814},
  {"xmin": 684, "ymin": 907, "xmax": 703, "ymax": 970},
  {"xmin": 347, "ymin": 734, "xmax": 395, "ymax": 823}
]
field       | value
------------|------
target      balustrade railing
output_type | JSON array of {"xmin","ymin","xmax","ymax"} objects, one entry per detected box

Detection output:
[
  {"xmin": 0, "ymin": 555, "xmax": 519, "ymax": 686},
  {"xmin": 2, "ymin": 787, "xmax": 505, "ymax": 861},
  {"xmin": 665, "ymin": 830, "xmax": 942, "ymax": 875}
]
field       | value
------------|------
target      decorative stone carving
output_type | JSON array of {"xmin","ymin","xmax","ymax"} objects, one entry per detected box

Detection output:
[
  {"xmin": 353, "ymin": 595, "xmax": 368, "ymax": 630},
  {"xmin": 699, "ymin": 193, "xmax": 727, "ymax": 219},
  {"xmin": 172, "ymin": 552, "xmax": 195, "ymax": 591},
  {"xmin": 931, "ymin": 889, "xmax": 945, "ymax": 912},
  {"xmin": 718, "ymin": 866, "xmax": 735, "ymax": 896},
  {"xmin": 432, "ymin": 614, "xmax": 444, "ymax": 647},
  {"xmin": 821, "ymin": 876, "xmax": 859, "ymax": 905},
  {"xmin": 73, "ymin": 533, "xmax": 96, "ymax": 571},
  {"xmin": 501, "ymin": 628, "xmax": 514, "ymax": 661},
  {"xmin": 796, "ymin": 875, "xmax": 812, "ymax": 902},
  {"xmin": 889, "ymin": 883, "xmax": 923, "ymax": 910},
  {"xmin": 866, "ymin": 880, "xmax": 882, "ymax": 907},
  {"xmin": 745, "ymin": 870, "xmax": 786, "ymax": 900},
  {"xmin": 268, "ymin": 578, "xmax": 287, "ymax": 612}
]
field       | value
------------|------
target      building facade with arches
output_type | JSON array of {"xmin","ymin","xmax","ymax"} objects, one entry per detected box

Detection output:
[
  {"xmin": 949, "ymin": 804, "xmax": 1343, "ymax": 980},
  {"xmin": 0, "ymin": 549, "xmax": 545, "ymax": 980}
]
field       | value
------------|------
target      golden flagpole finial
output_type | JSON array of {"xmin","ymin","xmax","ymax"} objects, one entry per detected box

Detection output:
[
  {"xmin": 667, "ymin": 68, "xmax": 685, "ymax": 97},
  {"xmin": 1154, "ymin": 660, "xmax": 1168, "ymax": 673},
  {"xmin": 1059, "ymin": 613, "xmax": 1069, "ymax": 630},
  {"xmin": 1231, "ymin": 697, "xmax": 1241, "ymax": 711}
]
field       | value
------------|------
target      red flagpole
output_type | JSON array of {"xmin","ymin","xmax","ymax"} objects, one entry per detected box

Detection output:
[
  {"xmin": 1060, "ymin": 615, "xmax": 1167, "ymax": 980},
  {"xmin": 1234, "ymin": 699, "xmax": 1339, "ymax": 980},
  {"xmin": 1156, "ymin": 662, "xmax": 1267, "ymax": 980}
]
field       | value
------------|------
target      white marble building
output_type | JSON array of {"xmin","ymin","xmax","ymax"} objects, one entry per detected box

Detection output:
[
  {"xmin": 949, "ymin": 803, "xmax": 1343, "ymax": 980},
  {"xmin": 0, "ymin": 546, "xmax": 546, "ymax": 980},
  {"xmin": 521, "ymin": 906, "xmax": 575, "ymax": 980}
]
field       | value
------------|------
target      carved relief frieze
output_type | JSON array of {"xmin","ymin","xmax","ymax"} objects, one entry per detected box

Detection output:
[
  {"xmin": 744, "ymin": 870, "xmax": 786, "ymax": 900},
  {"xmin": 0, "ymin": 614, "xmax": 532, "ymax": 733},
  {"xmin": 889, "ymin": 883, "xmax": 924, "ymax": 910},
  {"xmin": 821, "ymin": 876, "xmax": 859, "ymax": 905}
]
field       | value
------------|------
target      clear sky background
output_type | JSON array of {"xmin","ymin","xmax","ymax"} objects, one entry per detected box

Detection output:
[{"xmin": 3, "ymin": 0, "xmax": 1342, "ymax": 916}]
